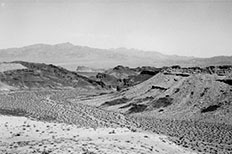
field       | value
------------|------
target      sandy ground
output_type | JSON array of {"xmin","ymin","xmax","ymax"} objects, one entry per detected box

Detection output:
[{"xmin": 0, "ymin": 115, "xmax": 197, "ymax": 154}]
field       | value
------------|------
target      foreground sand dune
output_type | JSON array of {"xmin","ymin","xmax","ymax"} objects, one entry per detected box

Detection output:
[{"xmin": 0, "ymin": 115, "xmax": 196, "ymax": 154}]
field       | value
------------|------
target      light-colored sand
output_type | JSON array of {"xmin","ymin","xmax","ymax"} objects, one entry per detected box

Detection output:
[
  {"xmin": 0, "ymin": 63, "xmax": 26, "ymax": 72},
  {"xmin": 0, "ymin": 115, "xmax": 197, "ymax": 154}
]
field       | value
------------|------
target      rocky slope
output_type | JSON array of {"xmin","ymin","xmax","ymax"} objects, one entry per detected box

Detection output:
[{"xmin": 89, "ymin": 65, "xmax": 161, "ymax": 91}]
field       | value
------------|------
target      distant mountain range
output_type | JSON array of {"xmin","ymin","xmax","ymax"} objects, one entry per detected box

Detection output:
[{"xmin": 0, "ymin": 43, "xmax": 231, "ymax": 70}]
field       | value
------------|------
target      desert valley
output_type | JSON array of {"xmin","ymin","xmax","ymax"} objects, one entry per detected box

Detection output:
[
  {"xmin": 1, "ymin": 0, "xmax": 232, "ymax": 153},
  {"xmin": 0, "ymin": 44, "xmax": 231, "ymax": 154}
]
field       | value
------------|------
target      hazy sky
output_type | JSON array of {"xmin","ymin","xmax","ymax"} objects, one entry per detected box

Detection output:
[{"xmin": 0, "ymin": 0, "xmax": 232, "ymax": 57}]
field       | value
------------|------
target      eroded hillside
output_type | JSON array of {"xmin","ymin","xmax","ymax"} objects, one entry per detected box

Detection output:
[
  {"xmin": 1, "ymin": 63, "xmax": 232, "ymax": 153},
  {"xmin": 98, "ymin": 66, "xmax": 232, "ymax": 124},
  {"xmin": 0, "ymin": 61, "xmax": 107, "ymax": 90},
  {"xmin": 71, "ymin": 65, "xmax": 232, "ymax": 153}
]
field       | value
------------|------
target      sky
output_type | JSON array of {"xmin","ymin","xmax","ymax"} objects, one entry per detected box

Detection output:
[{"xmin": 0, "ymin": 0, "xmax": 232, "ymax": 57}]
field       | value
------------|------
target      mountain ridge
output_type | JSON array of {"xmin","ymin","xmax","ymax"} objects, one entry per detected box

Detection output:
[{"xmin": 0, "ymin": 43, "xmax": 231, "ymax": 70}]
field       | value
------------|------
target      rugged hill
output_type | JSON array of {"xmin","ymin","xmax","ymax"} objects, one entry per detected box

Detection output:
[
  {"xmin": 104, "ymin": 65, "xmax": 139, "ymax": 79},
  {"xmin": 99, "ymin": 66, "xmax": 232, "ymax": 124},
  {"xmin": 0, "ymin": 61, "xmax": 106, "ymax": 90},
  {"xmin": 0, "ymin": 43, "xmax": 232, "ymax": 70},
  {"xmin": 68, "ymin": 65, "xmax": 232, "ymax": 153},
  {"xmin": 88, "ymin": 65, "xmax": 161, "ymax": 91},
  {"xmin": 72, "ymin": 65, "xmax": 232, "ymax": 153}
]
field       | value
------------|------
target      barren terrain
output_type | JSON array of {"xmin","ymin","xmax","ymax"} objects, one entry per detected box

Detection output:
[
  {"xmin": 0, "ymin": 115, "xmax": 196, "ymax": 154},
  {"xmin": 0, "ymin": 62, "xmax": 232, "ymax": 154}
]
